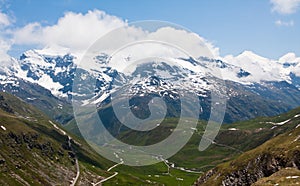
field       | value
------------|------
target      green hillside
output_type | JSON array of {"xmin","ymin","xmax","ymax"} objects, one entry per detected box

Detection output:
[
  {"xmin": 195, "ymin": 111, "xmax": 300, "ymax": 185},
  {"xmin": 105, "ymin": 106, "xmax": 300, "ymax": 185},
  {"xmin": 2, "ymin": 91, "xmax": 300, "ymax": 185},
  {"xmin": 0, "ymin": 92, "xmax": 115, "ymax": 185}
]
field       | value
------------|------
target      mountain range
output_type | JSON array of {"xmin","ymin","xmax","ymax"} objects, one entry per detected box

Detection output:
[
  {"xmin": 1, "ymin": 90, "xmax": 300, "ymax": 185},
  {"xmin": 1, "ymin": 49, "xmax": 300, "ymax": 125}
]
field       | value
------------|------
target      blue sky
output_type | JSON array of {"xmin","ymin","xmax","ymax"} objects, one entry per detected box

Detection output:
[{"xmin": 1, "ymin": 0, "xmax": 300, "ymax": 59}]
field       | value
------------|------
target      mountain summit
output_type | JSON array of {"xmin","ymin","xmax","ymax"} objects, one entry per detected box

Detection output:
[{"xmin": 1, "ymin": 49, "xmax": 300, "ymax": 123}]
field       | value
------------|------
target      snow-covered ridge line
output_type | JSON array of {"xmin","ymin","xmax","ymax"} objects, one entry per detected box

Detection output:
[
  {"xmin": 1, "ymin": 48, "xmax": 300, "ymax": 101},
  {"xmin": 222, "ymin": 51, "xmax": 300, "ymax": 84}
]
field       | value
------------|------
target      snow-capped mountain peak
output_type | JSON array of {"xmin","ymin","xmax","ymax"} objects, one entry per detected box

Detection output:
[
  {"xmin": 236, "ymin": 50, "xmax": 270, "ymax": 64},
  {"xmin": 1, "ymin": 48, "xmax": 300, "ymax": 105},
  {"xmin": 222, "ymin": 50, "xmax": 300, "ymax": 84},
  {"xmin": 279, "ymin": 52, "xmax": 300, "ymax": 64},
  {"xmin": 2, "ymin": 48, "xmax": 300, "ymax": 124},
  {"xmin": 12, "ymin": 50, "xmax": 77, "ymax": 98}
]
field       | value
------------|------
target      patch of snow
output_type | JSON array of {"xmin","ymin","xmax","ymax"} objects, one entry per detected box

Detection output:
[
  {"xmin": 286, "ymin": 176, "xmax": 299, "ymax": 179},
  {"xmin": 16, "ymin": 67, "xmax": 66, "ymax": 98},
  {"xmin": 54, "ymin": 67, "xmax": 65, "ymax": 76},
  {"xmin": 102, "ymin": 73, "xmax": 112, "ymax": 82},
  {"xmin": 267, "ymin": 119, "xmax": 291, "ymax": 126},
  {"xmin": 23, "ymin": 50, "xmax": 55, "ymax": 68},
  {"xmin": 57, "ymin": 104, "xmax": 63, "ymax": 109},
  {"xmin": 81, "ymin": 74, "xmax": 87, "ymax": 80},
  {"xmin": 294, "ymin": 114, "xmax": 300, "ymax": 118},
  {"xmin": 92, "ymin": 92, "xmax": 110, "ymax": 105},
  {"xmin": 1, "ymin": 125, "xmax": 6, "ymax": 131},
  {"xmin": 271, "ymin": 126, "xmax": 277, "ymax": 130},
  {"xmin": 190, "ymin": 127, "xmax": 197, "ymax": 131},
  {"xmin": 49, "ymin": 120, "xmax": 66, "ymax": 135},
  {"xmin": 276, "ymin": 119, "xmax": 291, "ymax": 125},
  {"xmin": 37, "ymin": 74, "xmax": 65, "ymax": 97},
  {"xmin": 293, "ymin": 135, "xmax": 300, "ymax": 143},
  {"xmin": 26, "ymin": 97, "xmax": 36, "ymax": 101},
  {"xmin": 0, "ymin": 75, "xmax": 19, "ymax": 87}
]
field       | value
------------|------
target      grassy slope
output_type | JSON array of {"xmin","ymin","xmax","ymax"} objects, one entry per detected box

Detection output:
[
  {"xmin": 0, "ymin": 92, "xmax": 117, "ymax": 185},
  {"xmin": 104, "ymin": 106, "xmax": 300, "ymax": 185},
  {"xmin": 4, "ymin": 90, "xmax": 300, "ymax": 185},
  {"xmin": 195, "ymin": 115, "xmax": 300, "ymax": 185},
  {"xmin": 252, "ymin": 168, "xmax": 300, "ymax": 186}
]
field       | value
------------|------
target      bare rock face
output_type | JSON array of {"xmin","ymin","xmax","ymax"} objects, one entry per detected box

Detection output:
[{"xmin": 195, "ymin": 150, "xmax": 300, "ymax": 186}]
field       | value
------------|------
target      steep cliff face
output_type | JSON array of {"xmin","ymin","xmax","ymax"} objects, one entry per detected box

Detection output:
[
  {"xmin": 220, "ymin": 151, "xmax": 300, "ymax": 186},
  {"xmin": 194, "ymin": 125, "xmax": 300, "ymax": 186}
]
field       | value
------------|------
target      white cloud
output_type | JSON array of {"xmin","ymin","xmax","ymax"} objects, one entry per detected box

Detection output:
[
  {"xmin": 12, "ymin": 10, "xmax": 220, "ymax": 59},
  {"xmin": 0, "ymin": 38, "xmax": 14, "ymax": 72},
  {"xmin": 13, "ymin": 10, "xmax": 127, "ymax": 52},
  {"xmin": 275, "ymin": 19, "xmax": 294, "ymax": 26},
  {"xmin": 0, "ymin": 39, "xmax": 10, "ymax": 60},
  {"xmin": 146, "ymin": 27, "xmax": 219, "ymax": 57},
  {"xmin": 0, "ymin": 11, "xmax": 12, "ymax": 63},
  {"xmin": 0, "ymin": 12, "xmax": 10, "ymax": 26},
  {"xmin": 271, "ymin": 0, "xmax": 300, "ymax": 14}
]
